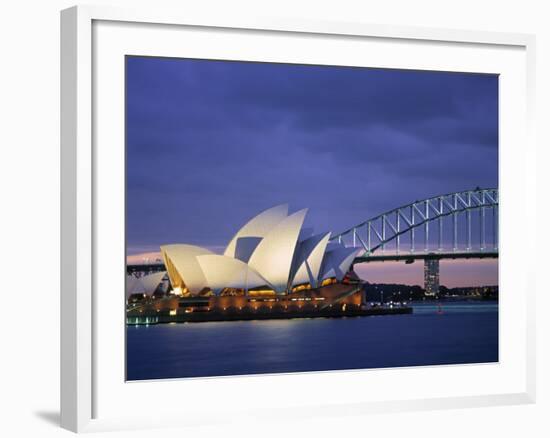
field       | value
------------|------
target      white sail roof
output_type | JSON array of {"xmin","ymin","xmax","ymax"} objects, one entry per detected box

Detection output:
[
  {"xmin": 139, "ymin": 271, "xmax": 167, "ymax": 294},
  {"xmin": 197, "ymin": 254, "xmax": 271, "ymax": 294},
  {"xmin": 319, "ymin": 247, "xmax": 360, "ymax": 281},
  {"xmin": 291, "ymin": 232, "xmax": 331, "ymax": 287},
  {"xmin": 126, "ymin": 275, "xmax": 146, "ymax": 298},
  {"xmin": 156, "ymin": 205, "xmax": 360, "ymax": 296},
  {"xmin": 126, "ymin": 271, "xmax": 167, "ymax": 298},
  {"xmin": 247, "ymin": 209, "xmax": 308, "ymax": 293},
  {"xmin": 224, "ymin": 204, "xmax": 288, "ymax": 261},
  {"xmin": 160, "ymin": 244, "xmax": 213, "ymax": 294}
]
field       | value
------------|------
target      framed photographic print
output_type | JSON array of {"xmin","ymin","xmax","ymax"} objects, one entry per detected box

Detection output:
[{"xmin": 61, "ymin": 5, "xmax": 536, "ymax": 433}]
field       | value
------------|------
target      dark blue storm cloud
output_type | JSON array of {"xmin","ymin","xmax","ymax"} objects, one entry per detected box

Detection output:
[{"xmin": 126, "ymin": 56, "xmax": 498, "ymax": 254}]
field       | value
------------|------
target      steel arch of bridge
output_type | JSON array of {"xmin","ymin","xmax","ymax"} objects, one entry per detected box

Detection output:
[{"xmin": 331, "ymin": 188, "xmax": 498, "ymax": 256}]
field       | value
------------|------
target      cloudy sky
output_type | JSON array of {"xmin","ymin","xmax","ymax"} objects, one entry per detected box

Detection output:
[{"xmin": 126, "ymin": 56, "xmax": 498, "ymax": 287}]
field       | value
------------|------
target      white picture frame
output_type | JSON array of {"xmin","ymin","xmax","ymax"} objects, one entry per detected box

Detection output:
[{"xmin": 60, "ymin": 4, "xmax": 537, "ymax": 433}]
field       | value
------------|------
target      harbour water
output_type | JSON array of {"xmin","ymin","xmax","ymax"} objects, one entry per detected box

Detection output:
[{"xmin": 126, "ymin": 301, "xmax": 498, "ymax": 381}]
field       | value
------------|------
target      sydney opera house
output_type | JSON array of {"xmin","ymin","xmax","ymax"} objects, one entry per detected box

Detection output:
[{"xmin": 127, "ymin": 205, "xmax": 373, "ymax": 323}]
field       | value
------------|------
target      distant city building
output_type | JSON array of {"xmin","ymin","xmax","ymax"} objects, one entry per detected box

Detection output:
[{"xmin": 424, "ymin": 259, "xmax": 440, "ymax": 296}]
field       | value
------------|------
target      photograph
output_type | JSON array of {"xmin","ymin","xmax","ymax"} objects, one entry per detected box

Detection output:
[
  {"xmin": 125, "ymin": 56, "xmax": 499, "ymax": 381},
  {"xmin": 1, "ymin": 0, "xmax": 543, "ymax": 435}
]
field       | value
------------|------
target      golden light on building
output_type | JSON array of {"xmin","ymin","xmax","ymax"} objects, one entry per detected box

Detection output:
[
  {"xmin": 155, "ymin": 205, "xmax": 359, "ymax": 298},
  {"xmin": 126, "ymin": 205, "xmax": 368, "ymax": 323}
]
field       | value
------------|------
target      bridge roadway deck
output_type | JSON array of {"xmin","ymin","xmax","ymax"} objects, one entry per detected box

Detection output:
[
  {"xmin": 354, "ymin": 250, "xmax": 498, "ymax": 263},
  {"xmin": 127, "ymin": 250, "xmax": 498, "ymax": 273}
]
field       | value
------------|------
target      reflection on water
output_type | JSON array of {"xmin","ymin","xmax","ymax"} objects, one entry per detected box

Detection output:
[
  {"xmin": 412, "ymin": 302, "xmax": 498, "ymax": 314},
  {"xmin": 127, "ymin": 302, "xmax": 498, "ymax": 381}
]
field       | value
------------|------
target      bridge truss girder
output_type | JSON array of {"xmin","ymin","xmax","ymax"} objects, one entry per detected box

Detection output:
[{"xmin": 331, "ymin": 188, "xmax": 498, "ymax": 256}]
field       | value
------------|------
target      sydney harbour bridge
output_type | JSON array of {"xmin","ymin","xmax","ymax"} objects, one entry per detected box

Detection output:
[
  {"xmin": 128, "ymin": 188, "xmax": 498, "ymax": 292},
  {"xmin": 331, "ymin": 187, "xmax": 498, "ymax": 293}
]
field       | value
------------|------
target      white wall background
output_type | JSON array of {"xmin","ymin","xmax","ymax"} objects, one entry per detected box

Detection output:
[{"xmin": 0, "ymin": 1, "xmax": 547, "ymax": 436}]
